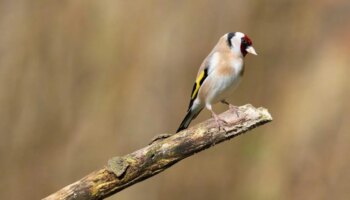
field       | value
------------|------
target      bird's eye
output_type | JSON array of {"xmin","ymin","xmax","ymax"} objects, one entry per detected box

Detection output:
[{"xmin": 241, "ymin": 38, "xmax": 251, "ymax": 47}]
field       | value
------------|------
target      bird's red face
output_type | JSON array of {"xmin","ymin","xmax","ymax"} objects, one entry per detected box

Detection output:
[{"xmin": 240, "ymin": 35, "xmax": 254, "ymax": 57}]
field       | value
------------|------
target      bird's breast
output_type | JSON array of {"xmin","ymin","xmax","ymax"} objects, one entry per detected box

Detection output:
[
  {"xmin": 216, "ymin": 57, "xmax": 243, "ymax": 79},
  {"xmin": 208, "ymin": 59, "xmax": 243, "ymax": 102}
]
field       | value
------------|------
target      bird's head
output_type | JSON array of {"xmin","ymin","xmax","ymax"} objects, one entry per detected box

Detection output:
[{"xmin": 226, "ymin": 32, "xmax": 257, "ymax": 57}]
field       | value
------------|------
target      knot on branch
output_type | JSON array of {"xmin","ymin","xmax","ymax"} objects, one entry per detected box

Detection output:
[{"xmin": 107, "ymin": 157, "xmax": 129, "ymax": 179}]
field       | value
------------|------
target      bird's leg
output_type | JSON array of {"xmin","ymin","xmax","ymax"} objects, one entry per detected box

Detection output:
[
  {"xmin": 206, "ymin": 104, "xmax": 228, "ymax": 130},
  {"xmin": 221, "ymin": 100, "xmax": 239, "ymax": 117}
]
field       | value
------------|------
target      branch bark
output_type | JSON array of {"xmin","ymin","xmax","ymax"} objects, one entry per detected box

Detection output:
[{"xmin": 43, "ymin": 104, "xmax": 272, "ymax": 200}]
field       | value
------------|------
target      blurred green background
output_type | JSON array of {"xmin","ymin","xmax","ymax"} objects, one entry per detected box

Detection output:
[{"xmin": 1, "ymin": 0, "xmax": 350, "ymax": 199}]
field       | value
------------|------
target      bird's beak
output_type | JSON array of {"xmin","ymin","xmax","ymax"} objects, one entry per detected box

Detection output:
[{"xmin": 246, "ymin": 46, "xmax": 257, "ymax": 55}]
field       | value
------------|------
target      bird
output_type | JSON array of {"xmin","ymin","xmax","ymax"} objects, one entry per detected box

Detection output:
[{"xmin": 176, "ymin": 32, "xmax": 257, "ymax": 133}]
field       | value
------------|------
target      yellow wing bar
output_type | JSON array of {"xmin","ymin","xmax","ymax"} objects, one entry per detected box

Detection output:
[
  {"xmin": 191, "ymin": 70, "xmax": 205, "ymax": 99},
  {"xmin": 187, "ymin": 68, "xmax": 208, "ymax": 111}
]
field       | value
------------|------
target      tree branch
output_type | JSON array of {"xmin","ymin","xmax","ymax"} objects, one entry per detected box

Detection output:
[{"xmin": 43, "ymin": 104, "xmax": 272, "ymax": 200}]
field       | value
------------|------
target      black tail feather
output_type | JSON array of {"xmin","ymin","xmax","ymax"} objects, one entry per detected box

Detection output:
[{"xmin": 176, "ymin": 108, "xmax": 202, "ymax": 133}]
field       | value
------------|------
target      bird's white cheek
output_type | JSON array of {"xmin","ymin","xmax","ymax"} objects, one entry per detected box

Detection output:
[{"xmin": 230, "ymin": 43, "xmax": 242, "ymax": 55}]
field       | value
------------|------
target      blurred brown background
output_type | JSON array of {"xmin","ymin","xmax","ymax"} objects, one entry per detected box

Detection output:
[{"xmin": 1, "ymin": 0, "xmax": 350, "ymax": 199}]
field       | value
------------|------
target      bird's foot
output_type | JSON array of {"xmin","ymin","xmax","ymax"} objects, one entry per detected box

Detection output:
[
  {"xmin": 227, "ymin": 105, "xmax": 250, "ymax": 125},
  {"xmin": 228, "ymin": 104, "xmax": 240, "ymax": 118},
  {"xmin": 212, "ymin": 113, "xmax": 228, "ymax": 132},
  {"xmin": 221, "ymin": 100, "xmax": 240, "ymax": 117},
  {"xmin": 220, "ymin": 100, "xmax": 248, "ymax": 125}
]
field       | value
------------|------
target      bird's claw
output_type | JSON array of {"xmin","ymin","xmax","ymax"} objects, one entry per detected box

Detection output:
[
  {"xmin": 228, "ymin": 104, "xmax": 240, "ymax": 118},
  {"xmin": 221, "ymin": 100, "xmax": 240, "ymax": 118},
  {"xmin": 213, "ymin": 115, "xmax": 228, "ymax": 132}
]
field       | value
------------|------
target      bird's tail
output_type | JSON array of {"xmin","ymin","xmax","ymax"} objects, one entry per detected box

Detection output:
[{"xmin": 176, "ymin": 108, "xmax": 203, "ymax": 133}]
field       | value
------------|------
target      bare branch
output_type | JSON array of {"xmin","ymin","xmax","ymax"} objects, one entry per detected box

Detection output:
[{"xmin": 43, "ymin": 104, "xmax": 272, "ymax": 200}]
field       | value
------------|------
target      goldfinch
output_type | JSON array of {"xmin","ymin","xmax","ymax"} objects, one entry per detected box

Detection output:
[{"xmin": 177, "ymin": 32, "xmax": 257, "ymax": 133}]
